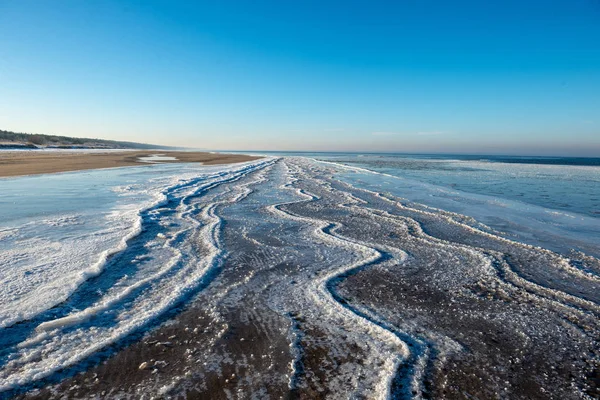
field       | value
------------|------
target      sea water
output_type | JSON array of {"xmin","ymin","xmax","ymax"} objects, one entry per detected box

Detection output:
[{"xmin": 241, "ymin": 152, "xmax": 600, "ymax": 258}]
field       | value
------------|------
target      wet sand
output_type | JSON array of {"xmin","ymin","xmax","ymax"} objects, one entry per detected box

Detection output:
[
  {"xmin": 5, "ymin": 158, "xmax": 599, "ymax": 399},
  {"xmin": 0, "ymin": 151, "xmax": 260, "ymax": 178}
]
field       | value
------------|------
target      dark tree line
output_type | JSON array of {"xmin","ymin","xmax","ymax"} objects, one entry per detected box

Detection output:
[
  {"xmin": 1, "ymin": 129, "xmax": 87, "ymax": 145},
  {"xmin": 0, "ymin": 129, "xmax": 167, "ymax": 149}
]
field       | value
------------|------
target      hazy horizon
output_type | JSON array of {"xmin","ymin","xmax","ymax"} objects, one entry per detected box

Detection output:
[{"xmin": 1, "ymin": 1, "xmax": 599, "ymax": 156}]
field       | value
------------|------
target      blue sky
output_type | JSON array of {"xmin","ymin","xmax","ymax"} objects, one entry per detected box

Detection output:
[{"xmin": 0, "ymin": 0, "xmax": 599, "ymax": 155}]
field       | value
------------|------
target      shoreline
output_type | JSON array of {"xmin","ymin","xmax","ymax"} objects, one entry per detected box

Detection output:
[
  {"xmin": 0, "ymin": 150, "xmax": 260, "ymax": 178},
  {"xmin": 6, "ymin": 157, "xmax": 597, "ymax": 399}
]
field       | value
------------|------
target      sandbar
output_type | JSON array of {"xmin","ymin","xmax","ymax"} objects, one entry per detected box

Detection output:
[{"xmin": 0, "ymin": 150, "xmax": 260, "ymax": 178}]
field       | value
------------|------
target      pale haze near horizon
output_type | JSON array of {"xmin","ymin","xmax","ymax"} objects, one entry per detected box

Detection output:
[{"xmin": 0, "ymin": 1, "xmax": 599, "ymax": 156}]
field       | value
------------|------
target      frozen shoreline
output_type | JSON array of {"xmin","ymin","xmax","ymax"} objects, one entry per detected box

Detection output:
[{"xmin": 1, "ymin": 157, "xmax": 598, "ymax": 399}]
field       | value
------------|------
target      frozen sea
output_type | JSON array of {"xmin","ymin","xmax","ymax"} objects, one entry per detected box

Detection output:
[
  {"xmin": 310, "ymin": 153, "xmax": 600, "ymax": 257},
  {"xmin": 0, "ymin": 154, "xmax": 598, "ymax": 398}
]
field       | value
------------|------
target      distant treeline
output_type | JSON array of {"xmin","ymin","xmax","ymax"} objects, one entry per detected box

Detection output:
[{"xmin": 0, "ymin": 129, "xmax": 168, "ymax": 149}]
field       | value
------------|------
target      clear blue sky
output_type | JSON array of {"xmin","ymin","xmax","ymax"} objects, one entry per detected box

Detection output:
[{"xmin": 1, "ymin": 0, "xmax": 599, "ymax": 155}]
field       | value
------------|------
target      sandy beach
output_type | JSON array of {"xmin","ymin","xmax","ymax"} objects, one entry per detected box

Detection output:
[
  {"xmin": 3, "ymin": 1, "xmax": 598, "ymax": 398},
  {"xmin": 3, "ymin": 157, "xmax": 597, "ymax": 399},
  {"xmin": 0, "ymin": 151, "xmax": 260, "ymax": 178}
]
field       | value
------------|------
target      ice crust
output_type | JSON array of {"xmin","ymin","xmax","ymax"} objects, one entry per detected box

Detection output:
[
  {"xmin": 0, "ymin": 159, "xmax": 275, "ymax": 391},
  {"xmin": 0, "ymin": 157, "xmax": 598, "ymax": 398}
]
